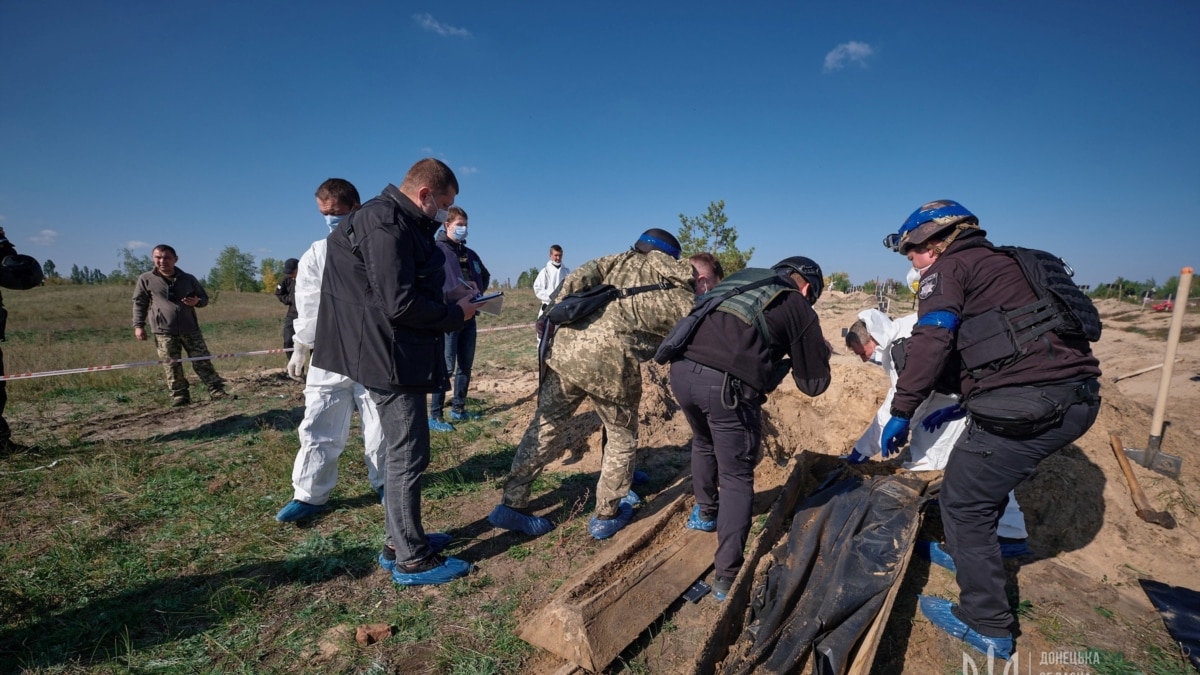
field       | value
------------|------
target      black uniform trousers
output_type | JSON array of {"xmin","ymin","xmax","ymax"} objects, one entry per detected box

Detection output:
[
  {"xmin": 941, "ymin": 390, "xmax": 1100, "ymax": 636},
  {"xmin": 670, "ymin": 358, "xmax": 762, "ymax": 580}
]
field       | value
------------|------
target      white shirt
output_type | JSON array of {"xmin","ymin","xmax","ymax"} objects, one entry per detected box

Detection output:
[{"xmin": 533, "ymin": 260, "xmax": 569, "ymax": 304}]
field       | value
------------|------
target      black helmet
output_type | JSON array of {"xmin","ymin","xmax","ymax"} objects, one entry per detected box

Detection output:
[
  {"xmin": 0, "ymin": 254, "xmax": 44, "ymax": 290},
  {"xmin": 772, "ymin": 256, "xmax": 824, "ymax": 304},
  {"xmin": 633, "ymin": 228, "xmax": 682, "ymax": 259}
]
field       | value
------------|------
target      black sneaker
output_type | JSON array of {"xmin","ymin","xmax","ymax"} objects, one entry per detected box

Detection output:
[{"xmin": 171, "ymin": 396, "xmax": 191, "ymax": 407}]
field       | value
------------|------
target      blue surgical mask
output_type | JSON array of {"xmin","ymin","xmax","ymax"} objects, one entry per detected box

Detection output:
[
  {"xmin": 324, "ymin": 214, "xmax": 345, "ymax": 231},
  {"xmin": 452, "ymin": 226, "xmax": 468, "ymax": 241},
  {"xmin": 424, "ymin": 192, "xmax": 449, "ymax": 224}
]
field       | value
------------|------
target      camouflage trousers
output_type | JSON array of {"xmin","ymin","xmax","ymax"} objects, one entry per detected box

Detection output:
[
  {"xmin": 502, "ymin": 367, "xmax": 637, "ymax": 518},
  {"xmin": 154, "ymin": 332, "xmax": 225, "ymax": 398}
]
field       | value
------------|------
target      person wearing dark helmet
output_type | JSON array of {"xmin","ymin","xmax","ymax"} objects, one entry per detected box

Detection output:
[
  {"xmin": 662, "ymin": 256, "xmax": 831, "ymax": 601},
  {"xmin": 879, "ymin": 200, "xmax": 1100, "ymax": 659},
  {"xmin": 488, "ymin": 228, "xmax": 696, "ymax": 541}
]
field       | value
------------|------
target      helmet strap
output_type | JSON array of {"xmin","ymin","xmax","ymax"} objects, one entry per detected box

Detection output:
[{"xmin": 931, "ymin": 222, "xmax": 980, "ymax": 255}]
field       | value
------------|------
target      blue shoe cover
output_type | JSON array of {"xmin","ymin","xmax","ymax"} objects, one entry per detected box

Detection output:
[
  {"xmin": 632, "ymin": 469, "xmax": 650, "ymax": 485},
  {"xmin": 686, "ymin": 505, "xmax": 717, "ymax": 532},
  {"xmin": 488, "ymin": 504, "xmax": 554, "ymax": 536},
  {"xmin": 275, "ymin": 500, "xmax": 327, "ymax": 522},
  {"xmin": 918, "ymin": 595, "xmax": 1013, "ymax": 660},
  {"xmin": 378, "ymin": 533, "xmax": 454, "ymax": 573},
  {"xmin": 390, "ymin": 555, "xmax": 472, "ymax": 586},
  {"xmin": 588, "ymin": 502, "xmax": 634, "ymax": 540},
  {"xmin": 449, "ymin": 409, "xmax": 480, "ymax": 422},
  {"xmin": 713, "ymin": 576, "xmax": 733, "ymax": 602},
  {"xmin": 621, "ymin": 490, "xmax": 641, "ymax": 507},
  {"xmin": 428, "ymin": 417, "xmax": 455, "ymax": 433},
  {"xmin": 917, "ymin": 540, "xmax": 957, "ymax": 572},
  {"xmin": 999, "ymin": 540, "xmax": 1032, "ymax": 558}
]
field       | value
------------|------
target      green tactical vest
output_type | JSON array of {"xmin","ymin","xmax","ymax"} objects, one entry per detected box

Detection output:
[{"xmin": 705, "ymin": 268, "xmax": 797, "ymax": 342}]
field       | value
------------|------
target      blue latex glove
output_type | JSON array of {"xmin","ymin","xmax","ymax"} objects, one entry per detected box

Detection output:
[
  {"xmin": 842, "ymin": 449, "xmax": 870, "ymax": 465},
  {"xmin": 880, "ymin": 416, "xmax": 911, "ymax": 459},
  {"xmin": 921, "ymin": 404, "xmax": 966, "ymax": 433}
]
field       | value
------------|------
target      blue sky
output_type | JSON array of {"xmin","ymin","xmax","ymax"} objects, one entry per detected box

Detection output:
[{"xmin": 1, "ymin": 1, "xmax": 1197, "ymax": 291}]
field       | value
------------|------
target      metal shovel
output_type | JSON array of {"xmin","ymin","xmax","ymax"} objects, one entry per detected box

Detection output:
[
  {"xmin": 1123, "ymin": 266, "xmax": 1192, "ymax": 479},
  {"xmin": 1110, "ymin": 434, "xmax": 1176, "ymax": 529}
]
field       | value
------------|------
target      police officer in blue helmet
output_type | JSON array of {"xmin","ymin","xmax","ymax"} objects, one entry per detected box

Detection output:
[{"xmin": 881, "ymin": 200, "xmax": 1101, "ymax": 660}]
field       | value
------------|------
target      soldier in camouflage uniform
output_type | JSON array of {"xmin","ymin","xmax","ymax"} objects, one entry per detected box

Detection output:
[
  {"xmin": 133, "ymin": 245, "xmax": 228, "ymax": 406},
  {"xmin": 489, "ymin": 229, "xmax": 696, "ymax": 540}
]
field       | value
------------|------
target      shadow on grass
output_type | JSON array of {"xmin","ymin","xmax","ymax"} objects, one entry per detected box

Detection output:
[
  {"xmin": 0, "ymin": 547, "xmax": 377, "ymax": 671},
  {"xmin": 149, "ymin": 406, "xmax": 305, "ymax": 444}
]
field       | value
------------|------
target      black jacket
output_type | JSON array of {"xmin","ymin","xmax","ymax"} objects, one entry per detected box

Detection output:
[
  {"xmin": 311, "ymin": 184, "xmax": 467, "ymax": 393},
  {"xmin": 275, "ymin": 277, "xmax": 298, "ymax": 320},
  {"xmin": 891, "ymin": 233, "xmax": 1101, "ymax": 417}
]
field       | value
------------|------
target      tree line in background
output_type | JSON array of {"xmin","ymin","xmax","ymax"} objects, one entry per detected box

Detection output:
[{"xmin": 36, "ymin": 206, "xmax": 1188, "ymax": 303}]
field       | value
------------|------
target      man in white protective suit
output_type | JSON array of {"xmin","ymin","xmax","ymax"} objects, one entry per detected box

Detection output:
[
  {"xmin": 275, "ymin": 178, "xmax": 387, "ymax": 523},
  {"xmin": 843, "ymin": 306, "xmax": 1032, "ymax": 560}
]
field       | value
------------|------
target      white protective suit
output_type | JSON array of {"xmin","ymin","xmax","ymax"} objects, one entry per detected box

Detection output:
[
  {"xmin": 852, "ymin": 309, "xmax": 1027, "ymax": 539},
  {"xmin": 533, "ymin": 260, "xmax": 570, "ymax": 305},
  {"xmin": 288, "ymin": 237, "xmax": 385, "ymax": 504}
]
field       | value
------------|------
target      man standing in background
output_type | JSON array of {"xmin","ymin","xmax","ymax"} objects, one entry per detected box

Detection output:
[
  {"xmin": 0, "ymin": 227, "xmax": 44, "ymax": 453},
  {"xmin": 132, "ymin": 245, "xmax": 228, "ymax": 407},
  {"xmin": 275, "ymin": 257, "xmax": 300, "ymax": 365},
  {"xmin": 533, "ymin": 244, "xmax": 568, "ymax": 317}
]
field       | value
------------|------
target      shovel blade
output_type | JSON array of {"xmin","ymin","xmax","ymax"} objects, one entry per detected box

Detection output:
[{"xmin": 1123, "ymin": 448, "xmax": 1183, "ymax": 479}]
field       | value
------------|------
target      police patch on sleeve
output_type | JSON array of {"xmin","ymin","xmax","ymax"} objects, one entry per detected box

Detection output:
[{"xmin": 918, "ymin": 272, "xmax": 939, "ymax": 300}]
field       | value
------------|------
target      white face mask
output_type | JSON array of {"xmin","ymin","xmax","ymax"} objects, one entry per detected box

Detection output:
[
  {"xmin": 906, "ymin": 266, "xmax": 925, "ymax": 293},
  {"xmin": 452, "ymin": 225, "xmax": 468, "ymax": 241},
  {"xmin": 424, "ymin": 191, "xmax": 449, "ymax": 224},
  {"xmin": 324, "ymin": 214, "xmax": 345, "ymax": 231}
]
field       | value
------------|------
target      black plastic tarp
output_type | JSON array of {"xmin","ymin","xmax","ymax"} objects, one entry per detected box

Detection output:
[
  {"xmin": 1140, "ymin": 578, "xmax": 1200, "ymax": 672},
  {"xmin": 723, "ymin": 472, "xmax": 925, "ymax": 675}
]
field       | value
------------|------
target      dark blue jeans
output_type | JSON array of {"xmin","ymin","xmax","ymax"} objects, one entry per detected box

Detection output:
[
  {"xmin": 369, "ymin": 388, "xmax": 434, "ymax": 566},
  {"xmin": 430, "ymin": 319, "xmax": 477, "ymax": 417}
]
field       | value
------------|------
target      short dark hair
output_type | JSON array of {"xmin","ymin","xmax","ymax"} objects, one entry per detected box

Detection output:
[
  {"xmin": 153, "ymin": 244, "xmax": 177, "ymax": 257},
  {"xmin": 550, "ymin": 244, "xmax": 563, "ymax": 254},
  {"xmin": 315, "ymin": 178, "xmax": 360, "ymax": 209},
  {"xmin": 447, "ymin": 206, "xmax": 468, "ymax": 222},
  {"xmin": 401, "ymin": 158, "xmax": 459, "ymax": 197},
  {"xmin": 845, "ymin": 319, "xmax": 873, "ymax": 349},
  {"xmin": 689, "ymin": 252, "xmax": 724, "ymax": 282}
]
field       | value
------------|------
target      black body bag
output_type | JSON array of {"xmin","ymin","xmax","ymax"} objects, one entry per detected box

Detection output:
[{"xmin": 965, "ymin": 380, "xmax": 1099, "ymax": 437}]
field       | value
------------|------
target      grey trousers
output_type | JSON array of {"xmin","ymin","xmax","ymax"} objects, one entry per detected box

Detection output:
[{"xmin": 369, "ymin": 389, "xmax": 434, "ymax": 567}]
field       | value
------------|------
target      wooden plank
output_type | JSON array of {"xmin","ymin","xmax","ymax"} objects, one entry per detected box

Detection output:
[{"xmin": 517, "ymin": 485, "xmax": 718, "ymax": 672}]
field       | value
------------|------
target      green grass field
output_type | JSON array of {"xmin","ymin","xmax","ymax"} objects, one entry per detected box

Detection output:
[{"xmin": 0, "ymin": 283, "xmax": 569, "ymax": 674}]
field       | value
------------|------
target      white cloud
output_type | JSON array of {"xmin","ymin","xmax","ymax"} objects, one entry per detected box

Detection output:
[
  {"xmin": 126, "ymin": 240, "xmax": 151, "ymax": 250},
  {"xmin": 823, "ymin": 41, "xmax": 874, "ymax": 73},
  {"xmin": 457, "ymin": 166, "xmax": 479, "ymax": 175},
  {"xmin": 413, "ymin": 13, "xmax": 471, "ymax": 38},
  {"xmin": 29, "ymin": 229, "xmax": 58, "ymax": 246}
]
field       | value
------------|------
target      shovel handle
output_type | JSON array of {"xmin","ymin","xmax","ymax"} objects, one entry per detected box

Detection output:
[{"xmin": 1109, "ymin": 433, "xmax": 1153, "ymax": 512}]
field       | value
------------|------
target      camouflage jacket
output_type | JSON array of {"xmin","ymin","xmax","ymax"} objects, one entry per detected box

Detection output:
[{"xmin": 546, "ymin": 250, "xmax": 694, "ymax": 406}]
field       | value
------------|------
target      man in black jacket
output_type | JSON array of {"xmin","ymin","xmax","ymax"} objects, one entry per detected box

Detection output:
[
  {"xmin": 0, "ymin": 227, "xmax": 43, "ymax": 453},
  {"xmin": 274, "ymin": 257, "xmax": 299, "ymax": 364},
  {"xmin": 880, "ymin": 200, "xmax": 1101, "ymax": 660},
  {"xmin": 312, "ymin": 158, "xmax": 484, "ymax": 586},
  {"xmin": 666, "ymin": 256, "xmax": 832, "ymax": 602}
]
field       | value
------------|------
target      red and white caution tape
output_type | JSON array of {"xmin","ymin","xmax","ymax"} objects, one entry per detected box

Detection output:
[
  {"xmin": 0, "ymin": 322, "xmax": 537, "ymax": 381},
  {"xmin": 0, "ymin": 348, "xmax": 292, "ymax": 381}
]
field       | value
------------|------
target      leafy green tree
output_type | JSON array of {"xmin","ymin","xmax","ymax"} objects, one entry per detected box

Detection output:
[
  {"xmin": 207, "ymin": 246, "xmax": 260, "ymax": 292},
  {"xmin": 827, "ymin": 271, "xmax": 851, "ymax": 293},
  {"xmin": 677, "ymin": 200, "xmax": 754, "ymax": 275},
  {"xmin": 1162, "ymin": 275, "xmax": 1179, "ymax": 299},
  {"xmin": 119, "ymin": 248, "xmax": 153, "ymax": 281},
  {"xmin": 516, "ymin": 267, "xmax": 538, "ymax": 289},
  {"xmin": 42, "ymin": 259, "xmax": 59, "ymax": 279}
]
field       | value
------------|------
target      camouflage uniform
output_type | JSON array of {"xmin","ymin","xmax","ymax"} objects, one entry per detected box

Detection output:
[
  {"xmin": 502, "ymin": 250, "xmax": 694, "ymax": 518},
  {"xmin": 154, "ymin": 332, "xmax": 225, "ymax": 399}
]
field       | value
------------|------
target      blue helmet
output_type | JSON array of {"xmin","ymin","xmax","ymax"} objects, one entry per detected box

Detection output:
[{"xmin": 884, "ymin": 200, "xmax": 978, "ymax": 254}]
